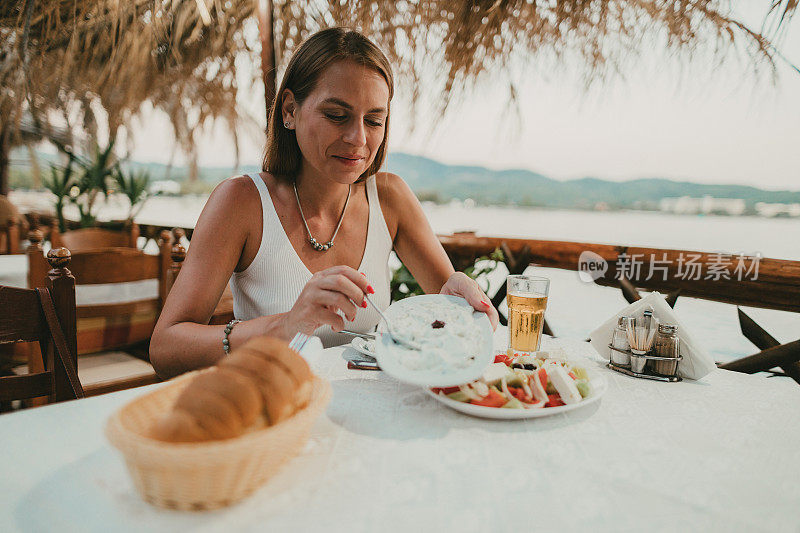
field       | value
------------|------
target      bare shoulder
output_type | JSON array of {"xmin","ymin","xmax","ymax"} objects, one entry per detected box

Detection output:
[
  {"xmin": 375, "ymin": 172, "xmax": 417, "ymax": 212},
  {"xmin": 207, "ymin": 175, "xmax": 259, "ymax": 207},
  {"xmin": 193, "ymin": 175, "xmax": 261, "ymax": 241},
  {"xmin": 374, "ymin": 172, "xmax": 419, "ymax": 239}
]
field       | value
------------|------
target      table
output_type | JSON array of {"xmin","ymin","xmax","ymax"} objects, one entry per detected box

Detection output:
[{"xmin": 2, "ymin": 330, "xmax": 799, "ymax": 532}]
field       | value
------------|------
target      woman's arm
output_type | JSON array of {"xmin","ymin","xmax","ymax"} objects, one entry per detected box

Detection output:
[
  {"xmin": 150, "ymin": 177, "xmax": 286, "ymax": 378},
  {"xmin": 151, "ymin": 177, "xmax": 373, "ymax": 379},
  {"xmin": 379, "ymin": 173, "xmax": 499, "ymax": 329},
  {"xmin": 379, "ymin": 173, "xmax": 454, "ymax": 293}
]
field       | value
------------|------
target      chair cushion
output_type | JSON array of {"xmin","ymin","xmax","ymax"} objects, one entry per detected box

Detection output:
[{"xmin": 78, "ymin": 351, "xmax": 157, "ymax": 390}]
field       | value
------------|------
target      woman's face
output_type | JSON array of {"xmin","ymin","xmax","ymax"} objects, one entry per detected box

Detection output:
[{"xmin": 285, "ymin": 60, "xmax": 390, "ymax": 184}]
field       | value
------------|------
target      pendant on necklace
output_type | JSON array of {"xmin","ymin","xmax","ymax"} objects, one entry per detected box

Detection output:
[{"xmin": 309, "ymin": 237, "xmax": 333, "ymax": 251}]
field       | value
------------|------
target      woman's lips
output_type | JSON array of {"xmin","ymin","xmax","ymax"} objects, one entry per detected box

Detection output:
[{"xmin": 332, "ymin": 155, "xmax": 364, "ymax": 167}]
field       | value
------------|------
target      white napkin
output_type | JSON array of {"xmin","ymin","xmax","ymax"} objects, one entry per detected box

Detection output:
[
  {"xmin": 297, "ymin": 335, "xmax": 324, "ymax": 362},
  {"xmin": 589, "ymin": 291, "xmax": 716, "ymax": 380}
]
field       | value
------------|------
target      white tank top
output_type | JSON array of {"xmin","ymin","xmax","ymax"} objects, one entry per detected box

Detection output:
[{"xmin": 229, "ymin": 173, "xmax": 393, "ymax": 347}]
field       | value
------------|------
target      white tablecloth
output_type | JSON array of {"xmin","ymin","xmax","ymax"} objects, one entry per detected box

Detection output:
[{"xmin": 1, "ymin": 331, "xmax": 799, "ymax": 533}]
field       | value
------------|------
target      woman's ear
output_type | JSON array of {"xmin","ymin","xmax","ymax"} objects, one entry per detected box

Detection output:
[{"xmin": 281, "ymin": 89, "xmax": 296, "ymax": 128}]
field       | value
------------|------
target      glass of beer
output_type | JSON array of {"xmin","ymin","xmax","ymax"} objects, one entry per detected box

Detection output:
[{"xmin": 507, "ymin": 275, "xmax": 550, "ymax": 353}]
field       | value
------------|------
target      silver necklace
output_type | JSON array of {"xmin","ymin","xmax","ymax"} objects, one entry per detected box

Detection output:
[{"xmin": 293, "ymin": 180, "xmax": 351, "ymax": 251}]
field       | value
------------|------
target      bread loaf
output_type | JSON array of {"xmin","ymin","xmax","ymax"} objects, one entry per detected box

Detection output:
[{"xmin": 148, "ymin": 336, "xmax": 313, "ymax": 442}]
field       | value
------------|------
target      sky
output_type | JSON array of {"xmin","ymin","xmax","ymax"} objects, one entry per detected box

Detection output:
[{"xmin": 127, "ymin": 5, "xmax": 800, "ymax": 191}]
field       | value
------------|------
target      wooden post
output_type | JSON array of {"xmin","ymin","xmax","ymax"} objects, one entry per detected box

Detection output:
[
  {"xmin": 45, "ymin": 247, "xmax": 77, "ymax": 402},
  {"xmin": 49, "ymin": 220, "xmax": 62, "ymax": 248},
  {"xmin": 0, "ymin": 124, "xmax": 10, "ymax": 196},
  {"xmin": 166, "ymin": 242, "xmax": 186, "ymax": 296},
  {"xmin": 6, "ymin": 221, "xmax": 20, "ymax": 254},
  {"xmin": 26, "ymin": 229, "xmax": 47, "ymax": 289},
  {"xmin": 129, "ymin": 222, "xmax": 141, "ymax": 248},
  {"xmin": 157, "ymin": 230, "xmax": 173, "ymax": 309},
  {"xmin": 258, "ymin": 0, "xmax": 277, "ymax": 118}
]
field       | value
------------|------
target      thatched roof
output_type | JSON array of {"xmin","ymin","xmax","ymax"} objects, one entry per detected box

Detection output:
[{"xmin": 1, "ymin": 1, "xmax": 796, "ymax": 180}]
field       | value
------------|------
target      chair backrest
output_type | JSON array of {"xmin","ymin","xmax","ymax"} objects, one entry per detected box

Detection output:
[
  {"xmin": 27, "ymin": 231, "xmax": 174, "ymax": 355},
  {"xmin": 0, "ymin": 252, "xmax": 84, "ymax": 404},
  {"xmin": 49, "ymin": 223, "xmax": 140, "ymax": 252}
]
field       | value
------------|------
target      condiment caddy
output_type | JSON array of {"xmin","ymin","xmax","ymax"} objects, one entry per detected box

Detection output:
[{"xmin": 606, "ymin": 309, "xmax": 683, "ymax": 382}]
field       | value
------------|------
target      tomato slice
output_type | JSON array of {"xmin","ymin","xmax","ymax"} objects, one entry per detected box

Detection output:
[
  {"xmin": 431, "ymin": 386, "xmax": 461, "ymax": 395},
  {"xmin": 538, "ymin": 367, "xmax": 548, "ymax": 389},
  {"xmin": 470, "ymin": 389, "xmax": 507, "ymax": 408},
  {"xmin": 507, "ymin": 387, "xmax": 529, "ymax": 402},
  {"xmin": 568, "ymin": 371, "xmax": 577, "ymax": 380},
  {"xmin": 545, "ymin": 394, "xmax": 565, "ymax": 407},
  {"xmin": 494, "ymin": 353, "xmax": 512, "ymax": 365}
]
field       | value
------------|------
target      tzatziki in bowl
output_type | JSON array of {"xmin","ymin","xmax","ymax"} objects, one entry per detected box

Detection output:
[{"xmin": 373, "ymin": 294, "xmax": 494, "ymax": 387}]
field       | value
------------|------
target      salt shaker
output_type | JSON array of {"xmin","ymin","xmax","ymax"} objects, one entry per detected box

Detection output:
[
  {"xmin": 610, "ymin": 316, "xmax": 633, "ymax": 366},
  {"xmin": 652, "ymin": 324, "xmax": 680, "ymax": 375}
]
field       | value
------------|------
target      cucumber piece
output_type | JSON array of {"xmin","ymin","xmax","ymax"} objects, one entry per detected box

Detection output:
[
  {"xmin": 501, "ymin": 397, "xmax": 525, "ymax": 409},
  {"xmin": 506, "ymin": 373, "xmax": 524, "ymax": 387},
  {"xmin": 446, "ymin": 391, "xmax": 471, "ymax": 402},
  {"xmin": 572, "ymin": 367, "xmax": 589, "ymax": 380},
  {"xmin": 575, "ymin": 380, "xmax": 591, "ymax": 398}
]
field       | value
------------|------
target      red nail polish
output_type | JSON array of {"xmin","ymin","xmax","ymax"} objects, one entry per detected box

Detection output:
[
  {"xmin": 367, "ymin": 285, "xmax": 375, "ymax": 294},
  {"xmin": 361, "ymin": 300, "xmax": 368, "ymax": 308},
  {"xmin": 359, "ymin": 271, "xmax": 366, "ymax": 276}
]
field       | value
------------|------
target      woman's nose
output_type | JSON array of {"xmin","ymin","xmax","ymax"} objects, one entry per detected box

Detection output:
[{"xmin": 342, "ymin": 119, "xmax": 367, "ymax": 147}]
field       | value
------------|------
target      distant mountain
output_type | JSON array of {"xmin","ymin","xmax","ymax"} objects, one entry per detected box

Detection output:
[
  {"xmin": 383, "ymin": 152, "xmax": 800, "ymax": 209},
  {"xmin": 11, "ymin": 148, "xmax": 800, "ymax": 209}
]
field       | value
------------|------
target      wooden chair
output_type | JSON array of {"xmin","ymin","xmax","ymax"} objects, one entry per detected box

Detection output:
[
  {"xmin": 49, "ymin": 222, "xmax": 140, "ymax": 252},
  {"xmin": 0, "ymin": 252, "xmax": 84, "ymax": 410},
  {"xmin": 0, "ymin": 195, "xmax": 26, "ymax": 254},
  {"xmin": 26, "ymin": 230, "xmax": 173, "ymax": 396},
  {"xmin": 0, "ymin": 221, "xmax": 22, "ymax": 254}
]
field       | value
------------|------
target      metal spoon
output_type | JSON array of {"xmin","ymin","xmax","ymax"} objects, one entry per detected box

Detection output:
[{"xmin": 363, "ymin": 293, "xmax": 422, "ymax": 351}]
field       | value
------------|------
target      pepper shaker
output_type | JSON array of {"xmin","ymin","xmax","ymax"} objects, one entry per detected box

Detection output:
[{"xmin": 652, "ymin": 324, "xmax": 680, "ymax": 375}]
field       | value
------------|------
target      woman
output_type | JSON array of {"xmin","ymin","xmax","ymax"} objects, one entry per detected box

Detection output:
[{"xmin": 150, "ymin": 28, "xmax": 498, "ymax": 378}]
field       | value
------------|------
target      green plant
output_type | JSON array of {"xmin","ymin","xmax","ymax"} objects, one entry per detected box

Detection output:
[
  {"xmin": 71, "ymin": 141, "xmax": 117, "ymax": 227},
  {"xmin": 114, "ymin": 167, "xmax": 154, "ymax": 223},
  {"xmin": 390, "ymin": 248, "xmax": 505, "ymax": 302},
  {"xmin": 42, "ymin": 156, "xmax": 76, "ymax": 233}
]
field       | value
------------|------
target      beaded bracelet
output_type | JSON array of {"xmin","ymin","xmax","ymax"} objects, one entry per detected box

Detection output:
[{"xmin": 222, "ymin": 319, "xmax": 241, "ymax": 354}]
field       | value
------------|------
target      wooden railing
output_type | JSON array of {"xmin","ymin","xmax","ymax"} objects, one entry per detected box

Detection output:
[{"xmin": 23, "ymin": 215, "xmax": 800, "ymax": 383}]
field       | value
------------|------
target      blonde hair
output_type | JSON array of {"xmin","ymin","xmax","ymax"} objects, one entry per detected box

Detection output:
[{"xmin": 263, "ymin": 28, "xmax": 394, "ymax": 182}]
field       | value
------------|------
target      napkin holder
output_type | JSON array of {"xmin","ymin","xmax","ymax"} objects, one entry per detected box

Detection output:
[{"xmin": 589, "ymin": 291, "xmax": 715, "ymax": 381}]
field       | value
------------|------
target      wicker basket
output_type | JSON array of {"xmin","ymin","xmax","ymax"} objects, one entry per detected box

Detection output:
[{"xmin": 105, "ymin": 371, "xmax": 332, "ymax": 510}]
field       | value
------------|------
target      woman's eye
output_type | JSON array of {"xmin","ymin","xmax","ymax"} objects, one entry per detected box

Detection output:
[
  {"xmin": 366, "ymin": 119, "xmax": 384, "ymax": 127},
  {"xmin": 325, "ymin": 113, "xmax": 346, "ymax": 121}
]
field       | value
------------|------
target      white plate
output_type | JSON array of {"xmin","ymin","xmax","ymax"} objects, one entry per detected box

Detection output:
[
  {"xmin": 425, "ymin": 367, "xmax": 607, "ymax": 419},
  {"xmin": 349, "ymin": 337, "xmax": 376, "ymax": 358},
  {"xmin": 373, "ymin": 294, "xmax": 494, "ymax": 388}
]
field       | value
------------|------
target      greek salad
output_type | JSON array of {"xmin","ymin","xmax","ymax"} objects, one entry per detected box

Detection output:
[{"xmin": 431, "ymin": 351, "xmax": 592, "ymax": 409}]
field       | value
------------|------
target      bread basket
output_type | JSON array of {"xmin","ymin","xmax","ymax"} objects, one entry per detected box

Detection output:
[{"xmin": 105, "ymin": 370, "xmax": 332, "ymax": 510}]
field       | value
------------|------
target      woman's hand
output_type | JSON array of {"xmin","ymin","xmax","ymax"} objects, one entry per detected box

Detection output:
[
  {"xmin": 283, "ymin": 266, "xmax": 373, "ymax": 336},
  {"xmin": 440, "ymin": 272, "xmax": 499, "ymax": 330}
]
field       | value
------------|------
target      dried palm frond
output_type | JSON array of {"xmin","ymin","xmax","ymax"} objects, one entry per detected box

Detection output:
[{"xmin": 0, "ymin": 1, "xmax": 796, "ymax": 177}]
